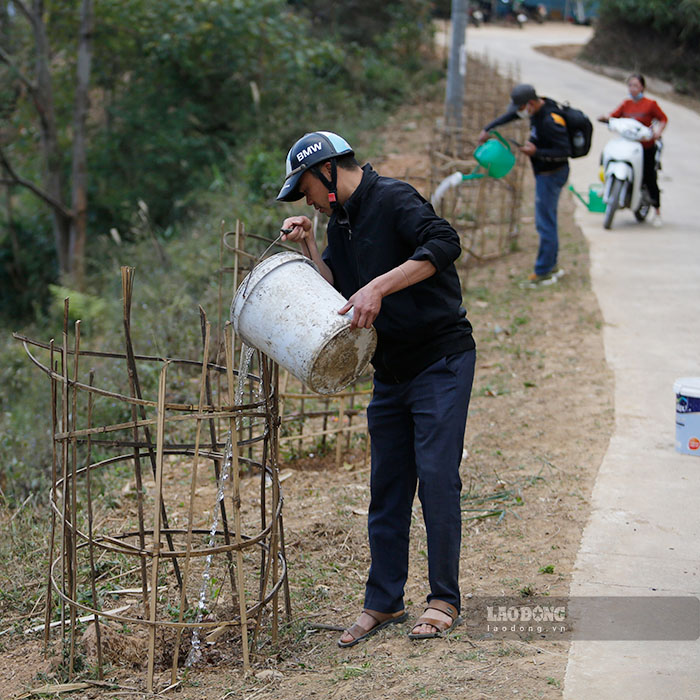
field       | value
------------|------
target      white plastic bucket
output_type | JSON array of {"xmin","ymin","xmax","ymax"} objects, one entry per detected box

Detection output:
[
  {"xmin": 230, "ymin": 252, "xmax": 377, "ymax": 395},
  {"xmin": 674, "ymin": 377, "xmax": 700, "ymax": 455}
]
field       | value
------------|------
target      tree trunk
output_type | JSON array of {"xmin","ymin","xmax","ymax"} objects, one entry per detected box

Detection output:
[
  {"xmin": 0, "ymin": 2, "xmax": 9, "ymax": 47},
  {"xmin": 69, "ymin": 0, "xmax": 94, "ymax": 289},
  {"xmin": 27, "ymin": 0, "xmax": 72, "ymax": 275}
]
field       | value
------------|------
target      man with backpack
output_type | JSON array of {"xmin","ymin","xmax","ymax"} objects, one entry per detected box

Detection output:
[{"xmin": 478, "ymin": 83, "xmax": 573, "ymax": 287}]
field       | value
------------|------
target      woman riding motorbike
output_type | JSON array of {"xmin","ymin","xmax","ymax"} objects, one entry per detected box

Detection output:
[{"xmin": 598, "ymin": 73, "xmax": 668, "ymax": 226}]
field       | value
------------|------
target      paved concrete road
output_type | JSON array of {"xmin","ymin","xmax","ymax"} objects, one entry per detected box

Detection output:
[{"xmin": 463, "ymin": 23, "xmax": 700, "ymax": 700}]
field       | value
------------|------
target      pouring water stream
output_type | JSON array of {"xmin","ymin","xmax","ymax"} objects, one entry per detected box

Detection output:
[{"xmin": 185, "ymin": 343, "xmax": 256, "ymax": 666}]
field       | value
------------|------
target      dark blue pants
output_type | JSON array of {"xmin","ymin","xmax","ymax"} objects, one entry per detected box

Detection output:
[
  {"xmin": 534, "ymin": 164, "xmax": 569, "ymax": 276},
  {"xmin": 364, "ymin": 349, "xmax": 476, "ymax": 615}
]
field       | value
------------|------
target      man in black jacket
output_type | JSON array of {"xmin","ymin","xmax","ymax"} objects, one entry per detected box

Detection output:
[
  {"xmin": 277, "ymin": 131, "xmax": 476, "ymax": 645},
  {"xmin": 479, "ymin": 84, "xmax": 570, "ymax": 286}
]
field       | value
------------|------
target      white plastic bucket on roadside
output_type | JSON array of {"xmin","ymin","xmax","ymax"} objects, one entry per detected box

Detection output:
[
  {"xmin": 674, "ymin": 377, "xmax": 700, "ymax": 455},
  {"xmin": 230, "ymin": 252, "xmax": 377, "ymax": 395}
]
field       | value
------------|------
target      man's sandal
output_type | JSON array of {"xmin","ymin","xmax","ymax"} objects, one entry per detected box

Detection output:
[
  {"xmin": 408, "ymin": 600, "xmax": 461, "ymax": 640},
  {"xmin": 337, "ymin": 609, "xmax": 408, "ymax": 648}
]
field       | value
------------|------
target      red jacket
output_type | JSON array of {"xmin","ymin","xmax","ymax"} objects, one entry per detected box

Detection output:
[{"xmin": 610, "ymin": 97, "xmax": 668, "ymax": 148}]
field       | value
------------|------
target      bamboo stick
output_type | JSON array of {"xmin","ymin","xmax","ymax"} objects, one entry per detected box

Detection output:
[
  {"xmin": 256, "ymin": 363, "xmax": 270, "ymax": 606},
  {"xmin": 200, "ymin": 306, "xmax": 238, "ymax": 605},
  {"xmin": 274, "ymin": 364, "xmax": 292, "ymax": 623},
  {"xmin": 68, "ymin": 320, "xmax": 81, "ymax": 678},
  {"xmin": 43, "ymin": 341, "xmax": 58, "ymax": 652},
  {"xmin": 147, "ymin": 362, "xmax": 169, "ymax": 694},
  {"xmin": 279, "ymin": 420, "xmax": 368, "ymax": 444},
  {"xmin": 298, "ymin": 384, "xmax": 306, "ymax": 455},
  {"xmin": 250, "ymin": 356, "xmax": 278, "ymax": 649},
  {"xmin": 217, "ymin": 220, "xmax": 225, "ymax": 360},
  {"xmin": 171, "ymin": 322, "xmax": 210, "ymax": 684},
  {"xmin": 59, "ymin": 301, "xmax": 70, "ymax": 647},
  {"xmin": 364, "ymin": 429, "xmax": 372, "ymax": 469},
  {"xmin": 280, "ymin": 388, "xmax": 372, "ymax": 400},
  {"xmin": 121, "ymin": 267, "xmax": 150, "ymax": 616},
  {"xmin": 335, "ymin": 395, "xmax": 346, "ymax": 470},
  {"xmin": 84, "ymin": 371, "xmax": 103, "ymax": 679},
  {"xmin": 225, "ymin": 323, "xmax": 249, "ymax": 671},
  {"xmin": 269, "ymin": 365, "xmax": 280, "ymax": 644}
]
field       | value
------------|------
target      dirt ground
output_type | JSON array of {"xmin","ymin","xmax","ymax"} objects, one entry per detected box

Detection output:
[{"xmin": 0, "ymin": 54, "xmax": 616, "ymax": 700}]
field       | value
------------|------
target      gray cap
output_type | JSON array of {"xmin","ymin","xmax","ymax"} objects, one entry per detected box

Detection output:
[{"xmin": 507, "ymin": 84, "xmax": 538, "ymax": 113}]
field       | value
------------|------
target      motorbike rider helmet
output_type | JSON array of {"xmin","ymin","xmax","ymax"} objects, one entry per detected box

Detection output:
[{"xmin": 277, "ymin": 131, "xmax": 354, "ymax": 206}]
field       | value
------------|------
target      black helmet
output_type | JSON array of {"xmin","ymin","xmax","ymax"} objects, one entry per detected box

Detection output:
[{"xmin": 277, "ymin": 131, "xmax": 354, "ymax": 204}]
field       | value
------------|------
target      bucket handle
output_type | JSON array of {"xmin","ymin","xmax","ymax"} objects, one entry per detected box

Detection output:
[
  {"xmin": 237, "ymin": 230, "xmax": 315, "ymax": 299},
  {"xmin": 256, "ymin": 231, "xmax": 287, "ymax": 262}
]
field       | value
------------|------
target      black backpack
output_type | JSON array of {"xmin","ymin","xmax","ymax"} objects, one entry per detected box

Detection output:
[{"xmin": 555, "ymin": 102, "xmax": 593, "ymax": 158}]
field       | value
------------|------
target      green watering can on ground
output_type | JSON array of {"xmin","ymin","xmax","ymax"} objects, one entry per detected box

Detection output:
[
  {"xmin": 467, "ymin": 130, "xmax": 516, "ymax": 180},
  {"xmin": 568, "ymin": 184, "xmax": 606, "ymax": 213}
]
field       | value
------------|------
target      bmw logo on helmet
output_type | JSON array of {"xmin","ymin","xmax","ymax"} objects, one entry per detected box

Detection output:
[{"xmin": 277, "ymin": 131, "xmax": 354, "ymax": 202}]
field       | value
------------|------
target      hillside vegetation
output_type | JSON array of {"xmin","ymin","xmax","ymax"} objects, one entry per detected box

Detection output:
[
  {"xmin": 583, "ymin": 0, "xmax": 700, "ymax": 96},
  {"xmin": 0, "ymin": 0, "xmax": 441, "ymax": 502}
]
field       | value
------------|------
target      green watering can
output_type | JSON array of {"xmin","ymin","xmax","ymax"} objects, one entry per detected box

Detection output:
[
  {"xmin": 430, "ymin": 132, "xmax": 517, "ymax": 208},
  {"xmin": 568, "ymin": 184, "xmax": 605, "ymax": 213},
  {"xmin": 467, "ymin": 130, "xmax": 516, "ymax": 180}
]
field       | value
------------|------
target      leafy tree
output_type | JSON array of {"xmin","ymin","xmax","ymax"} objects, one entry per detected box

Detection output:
[
  {"xmin": 1, "ymin": 0, "xmax": 438, "ymax": 323},
  {"xmin": 0, "ymin": 0, "xmax": 93, "ymax": 286}
]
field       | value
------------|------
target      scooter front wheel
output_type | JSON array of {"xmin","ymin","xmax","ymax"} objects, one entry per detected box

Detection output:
[{"xmin": 603, "ymin": 176, "xmax": 623, "ymax": 229}]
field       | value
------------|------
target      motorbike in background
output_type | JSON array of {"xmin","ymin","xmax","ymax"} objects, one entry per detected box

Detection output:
[
  {"xmin": 469, "ymin": 1, "xmax": 536, "ymax": 28},
  {"xmin": 468, "ymin": 1, "xmax": 487, "ymax": 26},
  {"xmin": 501, "ymin": 0, "xmax": 528, "ymax": 27},
  {"xmin": 518, "ymin": 1, "xmax": 547, "ymax": 23},
  {"xmin": 600, "ymin": 117, "xmax": 661, "ymax": 229}
]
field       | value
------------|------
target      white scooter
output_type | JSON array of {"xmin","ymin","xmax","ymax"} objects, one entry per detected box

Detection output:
[{"xmin": 600, "ymin": 117, "xmax": 659, "ymax": 229}]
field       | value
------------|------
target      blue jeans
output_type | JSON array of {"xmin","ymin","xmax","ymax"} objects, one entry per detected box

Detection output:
[
  {"xmin": 363, "ymin": 349, "xmax": 476, "ymax": 615},
  {"xmin": 534, "ymin": 164, "xmax": 569, "ymax": 276}
]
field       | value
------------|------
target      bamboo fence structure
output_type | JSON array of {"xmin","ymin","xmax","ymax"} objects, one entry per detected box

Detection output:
[
  {"xmin": 15, "ymin": 267, "xmax": 289, "ymax": 692},
  {"xmin": 430, "ymin": 53, "xmax": 530, "ymax": 272}
]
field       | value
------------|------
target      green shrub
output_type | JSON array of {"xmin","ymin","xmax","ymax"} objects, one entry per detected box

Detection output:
[
  {"xmin": 0, "ymin": 340, "xmax": 54, "ymax": 501},
  {"xmin": 0, "ymin": 213, "xmax": 57, "ymax": 324},
  {"xmin": 243, "ymin": 146, "xmax": 287, "ymax": 204}
]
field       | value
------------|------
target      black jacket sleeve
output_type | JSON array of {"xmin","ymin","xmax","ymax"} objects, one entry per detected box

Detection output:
[
  {"xmin": 385, "ymin": 184, "xmax": 461, "ymax": 272},
  {"xmin": 483, "ymin": 110, "xmax": 520, "ymax": 133}
]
